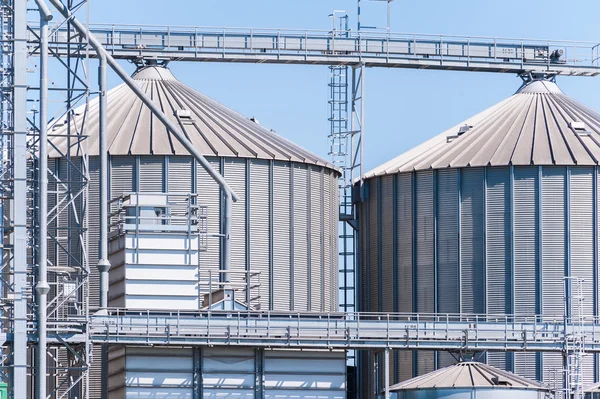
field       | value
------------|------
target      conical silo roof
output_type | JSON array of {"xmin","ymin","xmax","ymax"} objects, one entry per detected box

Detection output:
[
  {"xmin": 48, "ymin": 65, "xmax": 335, "ymax": 169},
  {"xmin": 365, "ymin": 78, "xmax": 600, "ymax": 178},
  {"xmin": 389, "ymin": 362, "xmax": 549, "ymax": 392}
]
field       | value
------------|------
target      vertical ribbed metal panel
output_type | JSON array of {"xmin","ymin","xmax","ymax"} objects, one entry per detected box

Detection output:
[
  {"xmin": 197, "ymin": 157, "xmax": 221, "ymax": 297},
  {"xmin": 395, "ymin": 173, "xmax": 413, "ymax": 382},
  {"xmin": 138, "ymin": 156, "xmax": 164, "ymax": 193},
  {"xmin": 541, "ymin": 167, "xmax": 566, "ymax": 319},
  {"xmin": 435, "ymin": 169, "xmax": 458, "ymax": 369},
  {"xmin": 436, "ymin": 169, "xmax": 459, "ymax": 315},
  {"xmin": 88, "ymin": 157, "xmax": 100, "ymax": 307},
  {"xmin": 368, "ymin": 178, "xmax": 379, "ymax": 314},
  {"xmin": 460, "ymin": 168, "xmax": 485, "ymax": 314},
  {"xmin": 381, "ymin": 176, "xmax": 394, "ymax": 314},
  {"xmin": 415, "ymin": 171, "xmax": 434, "ymax": 375},
  {"xmin": 272, "ymin": 162, "xmax": 291, "ymax": 311},
  {"xmin": 485, "ymin": 167, "xmax": 511, "ymax": 371},
  {"xmin": 167, "ymin": 156, "xmax": 193, "ymax": 225},
  {"xmin": 249, "ymin": 160, "xmax": 270, "ymax": 310},
  {"xmin": 323, "ymin": 171, "xmax": 333, "ymax": 311},
  {"xmin": 110, "ymin": 156, "xmax": 137, "ymax": 197},
  {"xmin": 293, "ymin": 164, "xmax": 309, "ymax": 311},
  {"xmin": 224, "ymin": 159, "xmax": 247, "ymax": 293},
  {"xmin": 570, "ymin": 167, "xmax": 595, "ymax": 386},
  {"xmin": 310, "ymin": 166, "xmax": 323, "ymax": 311},
  {"xmin": 513, "ymin": 167, "xmax": 539, "ymax": 380},
  {"xmin": 330, "ymin": 173, "xmax": 339, "ymax": 311}
]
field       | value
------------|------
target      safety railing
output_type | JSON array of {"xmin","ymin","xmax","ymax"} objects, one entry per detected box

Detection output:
[
  {"xmin": 31, "ymin": 23, "xmax": 600, "ymax": 74},
  {"xmin": 87, "ymin": 309, "xmax": 600, "ymax": 351}
]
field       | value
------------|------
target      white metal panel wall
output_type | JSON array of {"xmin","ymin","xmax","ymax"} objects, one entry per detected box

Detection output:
[
  {"xmin": 167, "ymin": 156, "xmax": 194, "ymax": 225},
  {"xmin": 331, "ymin": 173, "xmax": 339, "ymax": 311},
  {"xmin": 293, "ymin": 164, "xmax": 309, "ymax": 311},
  {"xmin": 369, "ymin": 178, "xmax": 379, "ymax": 313},
  {"xmin": 436, "ymin": 169, "xmax": 458, "ymax": 315},
  {"xmin": 138, "ymin": 156, "xmax": 164, "ymax": 193},
  {"xmin": 395, "ymin": 173, "xmax": 413, "ymax": 382},
  {"xmin": 310, "ymin": 166, "xmax": 323, "ymax": 311},
  {"xmin": 203, "ymin": 347, "xmax": 255, "ymax": 398},
  {"xmin": 415, "ymin": 171, "xmax": 434, "ymax": 375},
  {"xmin": 224, "ymin": 159, "xmax": 247, "ymax": 291},
  {"xmin": 435, "ymin": 169, "xmax": 458, "ymax": 369},
  {"xmin": 324, "ymin": 171, "xmax": 333, "ymax": 311},
  {"xmin": 249, "ymin": 159, "xmax": 270, "ymax": 310},
  {"xmin": 460, "ymin": 168, "xmax": 485, "ymax": 314},
  {"xmin": 513, "ymin": 167, "xmax": 539, "ymax": 380},
  {"xmin": 197, "ymin": 157, "xmax": 221, "ymax": 297},
  {"xmin": 263, "ymin": 350, "xmax": 346, "ymax": 399},
  {"xmin": 569, "ymin": 167, "xmax": 595, "ymax": 385},
  {"xmin": 381, "ymin": 175, "xmax": 394, "ymax": 314},
  {"xmin": 485, "ymin": 167, "xmax": 511, "ymax": 371},
  {"xmin": 273, "ymin": 161, "xmax": 291, "ymax": 310}
]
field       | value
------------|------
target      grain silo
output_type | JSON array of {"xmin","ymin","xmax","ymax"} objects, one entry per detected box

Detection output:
[
  {"xmin": 357, "ymin": 76, "xmax": 600, "ymax": 396},
  {"xmin": 48, "ymin": 64, "xmax": 343, "ymax": 398},
  {"xmin": 389, "ymin": 362, "xmax": 551, "ymax": 399}
]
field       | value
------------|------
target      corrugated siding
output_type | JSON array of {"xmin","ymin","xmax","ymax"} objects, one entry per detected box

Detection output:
[
  {"xmin": 368, "ymin": 178, "xmax": 379, "ymax": 313},
  {"xmin": 110, "ymin": 156, "xmax": 137, "ymax": 197},
  {"xmin": 224, "ymin": 159, "xmax": 247, "ymax": 293},
  {"xmin": 415, "ymin": 171, "xmax": 434, "ymax": 375},
  {"xmin": 273, "ymin": 162, "xmax": 291, "ymax": 311},
  {"xmin": 323, "ymin": 171, "xmax": 333, "ymax": 311},
  {"xmin": 570, "ymin": 167, "xmax": 595, "ymax": 386},
  {"xmin": 197, "ymin": 157, "xmax": 221, "ymax": 297},
  {"xmin": 542, "ymin": 167, "xmax": 566, "ymax": 319},
  {"xmin": 331, "ymin": 175, "xmax": 339, "ymax": 311},
  {"xmin": 460, "ymin": 168, "xmax": 485, "ymax": 314},
  {"xmin": 543, "ymin": 353, "xmax": 564, "ymax": 396},
  {"xmin": 167, "ymin": 156, "xmax": 193, "ymax": 225},
  {"xmin": 513, "ymin": 167, "xmax": 539, "ymax": 381},
  {"xmin": 436, "ymin": 169, "xmax": 458, "ymax": 315},
  {"xmin": 310, "ymin": 167, "xmax": 323, "ymax": 311},
  {"xmin": 88, "ymin": 157, "xmax": 100, "ymax": 308},
  {"xmin": 293, "ymin": 164, "xmax": 309, "ymax": 311},
  {"xmin": 249, "ymin": 160, "xmax": 270, "ymax": 310},
  {"xmin": 138, "ymin": 156, "xmax": 164, "ymax": 193},
  {"xmin": 396, "ymin": 173, "xmax": 413, "ymax": 382},
  {"xmin": 486, "ymin": 167, "xmax": 511, "ymax": 371},
  {"xmin": 381, "ymin": 176, "xmax": 394, "ymax": 314}
]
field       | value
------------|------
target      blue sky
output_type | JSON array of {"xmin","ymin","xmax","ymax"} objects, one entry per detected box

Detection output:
[{"xmin": 84, "ymin": 0, "xmax": 600, "ymax": 171}]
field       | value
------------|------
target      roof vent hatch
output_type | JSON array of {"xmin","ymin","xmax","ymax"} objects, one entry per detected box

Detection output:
[
  {"xmin": 175, "ymin": 109, "xmax": 192, "ymax": 119},
  {"xmin": 447, "ymin": 124, "xmax": 473, "ymax": 143},
  {"xmin": 570, "ymin": 121, "xmax": 591, "ymax": 136}
]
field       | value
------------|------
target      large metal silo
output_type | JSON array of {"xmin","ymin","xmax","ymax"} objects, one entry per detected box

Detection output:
[
  {"xmin": 48, "ymin": 64, "xmax": 341, "ymax": 399},
  {"xmin": 358, "ymin": 77, "xmax": 600, "ymax": 397}
]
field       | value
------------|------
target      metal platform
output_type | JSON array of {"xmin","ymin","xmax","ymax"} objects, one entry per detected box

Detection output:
[
  {"xmin": 38, "ymin": 24, "xmax": 600, "ymax": 75},
  {"xmin": 50, "ymin": 310, "xmax": 600, "ymax": 352}
]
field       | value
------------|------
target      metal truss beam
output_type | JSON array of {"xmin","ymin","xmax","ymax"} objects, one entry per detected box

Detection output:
[{"xmin": 32, "ymin": 24, "xmax": 600, "ymax": 76}]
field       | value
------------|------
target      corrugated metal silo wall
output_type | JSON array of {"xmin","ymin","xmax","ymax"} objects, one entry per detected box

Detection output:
[{"xmin": 358, "ymin": 165, "xmax": 600, "ymax": 398}]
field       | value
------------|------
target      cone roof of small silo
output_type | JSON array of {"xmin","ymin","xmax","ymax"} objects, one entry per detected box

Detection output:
[
  {"xmin": 389, "ymin": 362, "xmax": 550, "ymax": 392},
  {"xmin": 48, "ymin": 66, "xmax": 335, "ymax": 169},
  {"xmin": 364, "ymin": 78, "xmax": 600, "ymax": 178},
  {"xmin": 585, "ymin": 381, "xmax": 600, "ymax": 393}
]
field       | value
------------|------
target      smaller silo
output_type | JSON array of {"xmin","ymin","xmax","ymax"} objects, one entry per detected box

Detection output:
[
  {"xmin": 585, "ymin": 382, "xmax": 600, "ymax": 399},
  {"xmin": 389, "ymin": 362, "xmax": 550, "ymax": 399}
]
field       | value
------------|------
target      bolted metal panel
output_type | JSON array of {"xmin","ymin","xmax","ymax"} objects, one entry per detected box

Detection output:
[
  {"xmin": 435, "ymin": 169, "xmax": 459, "ymax": 369},
  {"xmin": 415, "ymin": 170, "xmax": 435, "ymax": 375},
  {"xmin": 197, "ymin": 157, "xmax": 221, "ymax": 297},
  {"xmin": 272, "ymin": 161, "xmax": 291, "ymax": 311},
  {"xmin": 203, "ymin": 347, "xmax": 256, "ymax": 397},
  {"xmin": 249, "ymin": 159, "xmax": 270, "ymax": 310},
  {"xmin": 110, "ymin": 156, "xmax": 137, "ymax": 197},
  {"xmin": 513, "ymin": 167, "xmax": 539, "ymax": 381},
  {"xmin": 368, "ymin": 178, "xmax": 379, "ymax": 313},
  {"xmin": 138, "ymin": 155, "xmax": 165, "ymax": 192},
  {"xmin": 310, "ymin": 166, "xmax": 323, "ymax": 311},
  {"xmin": 436, "ymin": 169, "xmax": 459, "ymax": 315},
  {"xmin": 167, "ymin": 156, "xmax": 194, "ymax": 225},
  {"xmin": 323, "ymin": 170, "xmax": 333, "ymax": 311},
  {"xmin": 486, "ymin": 167, "xmax": 511, "ymax": 371},
  {"xmin": 292, "ymin": 163, "xmax": 309, "ymax": 311},
  {"xmin": 541, "ymin": 167, "xmax": 566, "ymax": 319},
  {"xmin": 224, "ymin": 159, "xmax": 247, "ymax": 292},
  {"xmin": 395, "ymin": 173, "xmax": 414, "ymax": 382},
  {"xmin": 380, "ymin": 175, "xmax": 394, "ymax": 314},
  {"xmin": 460, "ymin": 167, "xmax": 485, "ymax": 314}
]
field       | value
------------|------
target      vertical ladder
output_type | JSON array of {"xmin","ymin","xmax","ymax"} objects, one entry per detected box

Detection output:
[{"xmin": 565, "ymin": 277, "xmax": 585, "ymax": 399}]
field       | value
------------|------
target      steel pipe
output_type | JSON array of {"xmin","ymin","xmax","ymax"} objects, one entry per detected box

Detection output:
[
  {"xmin": 34, "ymin": 1, "xmax": 52, "ymax": 398},
  {"xmin": 47, "ymin": 0, "xmax": 238, "ymax": 285}
]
